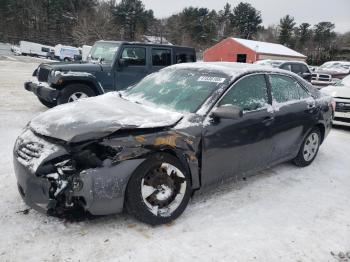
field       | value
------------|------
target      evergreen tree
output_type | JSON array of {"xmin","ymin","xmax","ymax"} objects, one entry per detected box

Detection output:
[
  {"xmin": 298, "ymin": 23, "xmax": 312, "ymax": 45},
  {"xmin": 113, "ymin": 0, "xmax": 154, "ymax": 41},
  {"xmin": 314, "ymin": 22, "xmax": 336, "ymax": 48},
  {"xmin": 179, "ymin": 7, "xmax": 218, "ymax": 49},
  {"xmin": 231, "ymin": 2, "xmax": 262, "ymax": 39},
  {"xmin": 218, "ymin": 3, "xmax": 233, "ymax": 39},
  {"xmin": 278, "ymin": 15, "xmax": 296, "ymax": 47}
]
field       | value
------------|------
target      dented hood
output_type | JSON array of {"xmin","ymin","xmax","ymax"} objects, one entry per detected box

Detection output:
[{"xmin": 29, "ymin": 93, "xmax": 183, "ymax": 143}]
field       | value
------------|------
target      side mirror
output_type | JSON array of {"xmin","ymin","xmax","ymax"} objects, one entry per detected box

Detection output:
[
  {"xmin": 211, "ymin": 105, "xmax": 243, "ymax": 120},
  {"xmin": 118, "ymin": 58, "xmax": 128, "ymax": 67}
]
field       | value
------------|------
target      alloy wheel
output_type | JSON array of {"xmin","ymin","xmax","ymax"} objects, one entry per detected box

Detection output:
[{"xmin": 141, "ymin": 163, "xmax": 187, "ymax": 217}]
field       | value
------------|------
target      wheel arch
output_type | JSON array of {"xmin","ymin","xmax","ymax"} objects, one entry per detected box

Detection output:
[
  {"xmin": 57, "ymin": 77, "xmax": 105, "ymax": 95},
  {"xmin": 315, "ymin": 123, "xmax": 326, "ymax": 144},
  {"xmin": 154, "ymin": 148, "xmax": 195, "ymax": 188}
]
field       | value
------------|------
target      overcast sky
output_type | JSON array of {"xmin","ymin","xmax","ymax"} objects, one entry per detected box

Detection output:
[{"xmin": 140, "ymin": 0, "xmax": 350, "ymax": 33}]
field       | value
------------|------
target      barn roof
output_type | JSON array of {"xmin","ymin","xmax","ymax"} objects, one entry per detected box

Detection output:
[{"xmin": 232, "ymin": 38, "xmax": 306, "ymax": 58}]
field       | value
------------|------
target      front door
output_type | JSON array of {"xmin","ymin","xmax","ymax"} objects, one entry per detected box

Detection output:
[
  {"xmin": 201, "ymin": 74, "xmax": 274, "ymax": 187},
  {"xmin": 115, "ymin": 46, "xmax": 149, "ymax": 90}
]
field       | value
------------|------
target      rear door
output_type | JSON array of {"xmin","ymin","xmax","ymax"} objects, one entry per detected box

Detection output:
[
  {"xmin": 268, "ymin": 73, "xmax": 318, "ymax": 161},
  {"xmin": 115, "ymin": 45, "xmax": 149, "ymax": 90},
  {"xmin": 201, "ymin": 73, "xmax": 275, "ymax": 186}
]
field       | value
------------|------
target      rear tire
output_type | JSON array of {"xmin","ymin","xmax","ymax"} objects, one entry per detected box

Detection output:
[
  {"xmin": 293, "ymin": 128, "xmax": 321, "ymax": 167},
  {"xmin": 38, "ymin": 97, "xmax": 56, "ymax": 108},
  {"xmin": 125, "ymin": 153, "xmax": 192, "ymax": 226},
  {"xmin": 57, "ymin": 84, "xmax": 95, "ymax": 105}
]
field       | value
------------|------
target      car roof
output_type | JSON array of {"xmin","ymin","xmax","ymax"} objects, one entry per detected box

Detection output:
[
  {"xmin": 95, "ymin": 40, "xmax": 194, "ymax": 50},
  {"xmin": 169, "ymin": 62, "xmax": 293, "ymax": 79}
]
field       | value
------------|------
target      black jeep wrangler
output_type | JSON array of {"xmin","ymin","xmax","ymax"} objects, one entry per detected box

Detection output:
[{"xmin": 25, "ymin": 41, "xmax": 196, "ymax": 107}]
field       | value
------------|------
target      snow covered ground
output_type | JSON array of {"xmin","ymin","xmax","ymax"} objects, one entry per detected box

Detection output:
[{"xmin": 0, "ymin": 58, "xmax": 350, "ymax": 262}]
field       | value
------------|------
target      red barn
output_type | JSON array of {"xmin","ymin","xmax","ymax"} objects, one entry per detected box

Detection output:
[{"xmin": 204, "ymin": 37, "xmax": 306, "ymax": 63}]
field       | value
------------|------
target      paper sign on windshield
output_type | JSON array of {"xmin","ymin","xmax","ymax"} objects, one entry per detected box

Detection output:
[{"xmin": 198, "ymin": 76, "xmax": 226, "ymax": 83}]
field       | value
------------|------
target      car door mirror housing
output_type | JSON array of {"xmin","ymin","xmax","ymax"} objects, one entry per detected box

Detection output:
[{"xmin": 211, "ymin": 105, "xmax": 243, "ymax": 120}]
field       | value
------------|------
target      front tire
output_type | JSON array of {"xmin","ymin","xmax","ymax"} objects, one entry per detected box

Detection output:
[
  {"xmin": 293, "ymin": 128, "xmax": 321, "ymax": 167},
  {"xmin": 57, "ymin": 84, "xmax": 95, "ymax": 105},
  {"xmin": 125, "ymin": 153, "xmax": 192, "ymax": 225}
]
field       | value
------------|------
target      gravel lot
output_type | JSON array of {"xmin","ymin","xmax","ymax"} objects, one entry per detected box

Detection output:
[{"xmin": 0, "ymin": 56, "xmax": 349, "ymax": 262}]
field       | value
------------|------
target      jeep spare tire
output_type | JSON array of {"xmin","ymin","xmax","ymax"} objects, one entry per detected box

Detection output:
[{"xmin": 57, "ymin": 84, "xmax": 95, "ymax": 105}]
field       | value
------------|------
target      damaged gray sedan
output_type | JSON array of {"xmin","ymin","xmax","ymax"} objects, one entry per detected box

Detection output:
[{"xmin": 13, "ymin": 62, "xmax": 333, "ymax": 225}]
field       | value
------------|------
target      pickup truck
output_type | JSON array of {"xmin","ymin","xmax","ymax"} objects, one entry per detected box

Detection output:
[
  {"xmin": 312, "ymin": 61, "xmax": 350, "ymax": 87},
  {"xmin": 25, "ymin": 41, "xmax": 196, "ymax": 107}
]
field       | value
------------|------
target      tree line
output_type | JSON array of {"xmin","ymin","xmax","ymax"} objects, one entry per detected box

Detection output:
[{"xmin": 0, "ymin": 0, "xmax": 349, "ymax": 64}]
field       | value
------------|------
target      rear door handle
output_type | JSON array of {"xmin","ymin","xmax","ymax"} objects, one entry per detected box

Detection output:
[{"xmin": 262, "ymin": 116, "xmax": 274, "ymax": 126}]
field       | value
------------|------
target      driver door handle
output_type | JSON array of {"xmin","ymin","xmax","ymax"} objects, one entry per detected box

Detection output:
[{"xmin": 262, "ymin": 116, "xmax": 274, "ymax": 126}]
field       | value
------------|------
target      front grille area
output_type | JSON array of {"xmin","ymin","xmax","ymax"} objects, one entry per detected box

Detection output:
[
  {"xmin": 312, "ymin": 73, "xmax": 331, "ymax": 82},
  {"xmin": 37, "ymin": 67, "xmax": 51, "ymax": 82},
  {"xmin": 336, "ymin": 102, "xmax": 350, "ymax": 113},
  {"xmin": 16, "ymin": 141, "xmax": 43, "ymax": 162}
]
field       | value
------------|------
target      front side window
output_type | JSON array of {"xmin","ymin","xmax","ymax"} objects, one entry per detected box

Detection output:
[
  {"xmin": 270, "ymin": 74, "xmax": 306, "ymax": 103},
  {"xmin": 121, "ymin": 47, "xmax": 146, "ymax": 66},
  {"xmin": 152, "ymin": 49, "xmax": 171, "ymax": 66},
  {"xmin": 219, "ymin": 74, "xmax": 268, "ymax": 111}
]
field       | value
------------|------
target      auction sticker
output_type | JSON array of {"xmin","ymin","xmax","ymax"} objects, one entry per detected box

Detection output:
[{"xmin": 198, "ymin": 76, "xmax": 226, "ymax": 83}]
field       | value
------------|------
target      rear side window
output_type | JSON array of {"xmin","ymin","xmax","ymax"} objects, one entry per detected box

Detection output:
[
  {"xmin": 270, "ymin": 74, "xmax": 309, "ymax": 103},
  {"xmin": 176, "ymin": 53, "xmax": 195, "ymax": 63},
  {"xmin": 152, "ymin": 49, "xmax": 171, "ymax": 66},
  {"xmin": 121, "ymin": 47, "xmax": 146, "ymax": 66},
  {"xmin": 219, "ymin": 74, "xmax": 268, "ymax": 111}
]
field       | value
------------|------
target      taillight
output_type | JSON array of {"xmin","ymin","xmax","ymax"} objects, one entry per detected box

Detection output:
[{"xmin": 330, "ymin": 98, "xmax": 336, "ymax": 112}]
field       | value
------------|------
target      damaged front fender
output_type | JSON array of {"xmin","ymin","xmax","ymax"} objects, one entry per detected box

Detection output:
[{"xmin": 14, "ymin": 127, "xmax": 201, "ymax": 217}]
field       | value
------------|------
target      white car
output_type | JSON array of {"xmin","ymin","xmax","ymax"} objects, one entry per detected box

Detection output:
[{"xmin": 321, "ymin": 75, "xmax": 350, "ymax": 126}]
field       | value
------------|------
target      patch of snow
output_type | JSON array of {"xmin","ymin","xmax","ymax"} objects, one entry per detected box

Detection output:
[{"xmin": 60, "ymin": 71, "xmax": 94, "ymax": 77}]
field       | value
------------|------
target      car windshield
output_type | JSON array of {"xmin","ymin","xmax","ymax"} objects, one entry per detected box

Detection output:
[
  {"xmin": 90, "ymin": 42, "xmax": 120, "ymax": 63},
  {"xmin": 124, "ymin": 68, "xmax": 229, "ymax": 113}
]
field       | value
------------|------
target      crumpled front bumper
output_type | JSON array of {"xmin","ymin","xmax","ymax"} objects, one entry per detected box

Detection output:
[
  {"xmin": 14, "ymin": 156, "xmax": 52, "ymax": 213},
  {"xmin": 24, "ymin": 81, "xmax": 60, "ymax": 102},
  {"xmin": 13, "ymin": 151, "xmax": 145, "ymax": 216}
]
